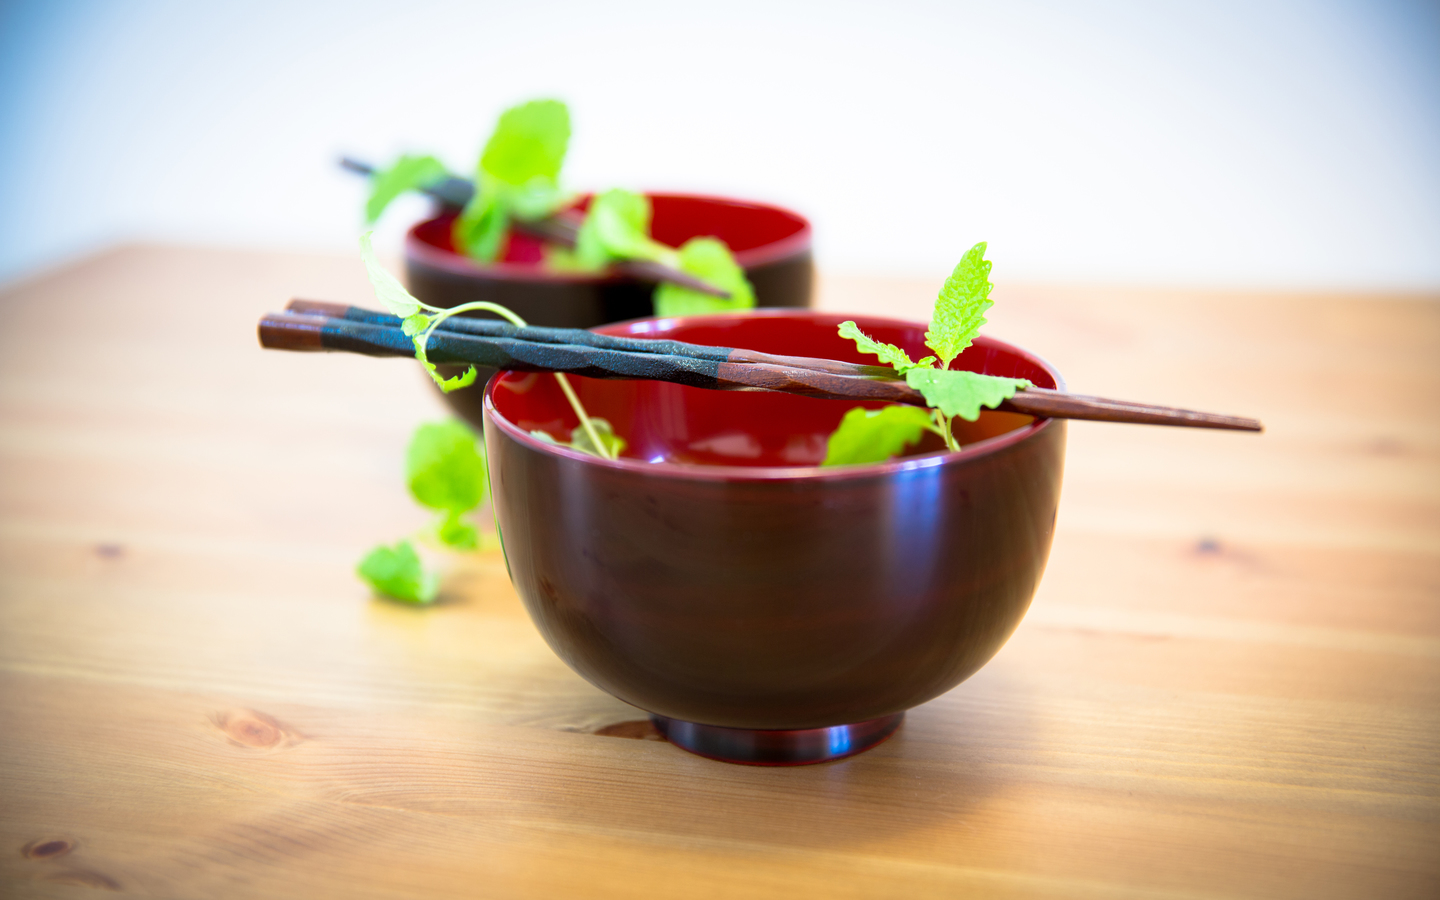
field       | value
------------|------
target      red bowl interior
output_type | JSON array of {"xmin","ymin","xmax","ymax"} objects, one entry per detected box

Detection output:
[
  {"xmin": 485, "ymin": 310, "xmax": 1062, "ymax": 472},
  {"xmin": 410, "ymin": 193, "xmax": 811, "ymax": 278}
]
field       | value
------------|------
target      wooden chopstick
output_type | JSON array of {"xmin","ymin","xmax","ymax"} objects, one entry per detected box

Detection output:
[
  {"xmin": 340, "ymin": 157, "xmax": 729, "ymax": 299},
  {"xmin": 261, "ymin": 305, "xmax": 1263, "ymax": 432}
]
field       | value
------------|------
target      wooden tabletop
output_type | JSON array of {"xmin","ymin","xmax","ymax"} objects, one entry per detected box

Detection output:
[{"xmin": 1, "ymin": 246, "xmax": 1436, "ymax": 899}]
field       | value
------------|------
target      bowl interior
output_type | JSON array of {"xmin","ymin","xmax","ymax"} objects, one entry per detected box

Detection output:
[
  {"xmin": 412, "ymin": 193, "xmax": 810, "ymax": 273},
  {"xmin": 487, "ymin": 311, "xmax": 1060, "ymax": 469}
]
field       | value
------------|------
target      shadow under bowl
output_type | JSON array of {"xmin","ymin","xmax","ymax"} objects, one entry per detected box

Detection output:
[
  {"xmin": 408, "ymin": 193, "xmax": 814, "ymax": 430},
  {"xmin": 482, "ymin": 310, "xmax": 1066, "ymax": 764}
]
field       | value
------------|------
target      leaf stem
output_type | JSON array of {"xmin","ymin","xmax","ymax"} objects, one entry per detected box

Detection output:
[{"xmin": 418, "ymin": 300, "xmax": 616, "ymax": 461}]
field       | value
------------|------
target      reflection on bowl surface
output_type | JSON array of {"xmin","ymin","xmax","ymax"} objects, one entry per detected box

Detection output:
[{"xmin": 482, "ymin": 310, "xmax": 1066, "ymax": 753}]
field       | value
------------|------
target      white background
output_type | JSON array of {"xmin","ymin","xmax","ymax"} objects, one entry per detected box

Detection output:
[{"xmin": 1, "ymin": 0, "xmax": 1437, "ymax": 288}]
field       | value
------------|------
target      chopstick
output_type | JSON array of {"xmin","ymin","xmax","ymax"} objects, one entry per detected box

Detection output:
[
  {"xmin": 340, "ymin": 157, "xmax": 729, "ymax": 299},
  {"xmin": 258, "ymin": 306, "xmax": 1263, "ymax": 432}
]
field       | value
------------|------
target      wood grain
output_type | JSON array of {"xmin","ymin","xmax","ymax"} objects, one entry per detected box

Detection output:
[{"xmin": 1, "ymin": 246, "xmax": 1436, "ymax": 898}]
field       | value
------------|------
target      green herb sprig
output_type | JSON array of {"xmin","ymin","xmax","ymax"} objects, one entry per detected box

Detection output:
[
  {"xmin": 822, "ymin": 243, "xmax": 1031, "ymax": 466},
  {"xmin": 571, "ymin": 188, "xmax": 757, "ymax": 317},
  {"xmin": 359, "ymin": 232, "xmax": 619, "ymax": 462},
  {"xmin": 359, "ymin": 99, "xmax": 754, "ymax": 318},
  {"xmin": 356, "ymin": 419, "xmax": 489, "ymax": 605},
  {"xmin": 454, "ymin": 99, "xmax": 572, "ymax": 263},
  {"xmin": 364, "ymin": 154, "xmax": 452, "ymax": 224}
]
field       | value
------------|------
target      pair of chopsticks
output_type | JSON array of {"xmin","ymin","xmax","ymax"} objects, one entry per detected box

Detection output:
[
  {"xmin": 258, "ymin": 301, "xmax": 1263, "ymax": 432},
  {"xmin": 339, "ymin": 158, "xmax": 729, "ymax": 299}
]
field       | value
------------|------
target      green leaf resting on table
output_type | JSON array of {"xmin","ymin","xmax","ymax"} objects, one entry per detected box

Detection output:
[
  {"xmin": 359, "ymin": 231, "xmax": 422, "ymax": 319},
  {"xmin": 904, "ymin": 368, "xmax": 1030, "ymax": 422},
  {"xmin": 435, "ymin": 511, "xmax": 479, "ymax": 552},
  {"xmin": 455, "ymin": 99, "xmax": 572, "ymax": 263},
  {"xmin": 365, "ymin": 154, "xmax": 450, "ymax": 223},
  {"xmin": 653, "ymin": 238, "xmax": 757, "ymax": 317},
  {"xmin": 925, "ymin": 242, "xmax": 993, "ymax": 368},
  {"xmin": 407, "ymin": 420, "xmax": 488, "ymax": 516},
  {"xmin": 529, "ymin": 417, "xmax": 627, "ymax": 459},
  {"xmin": 357, "ymin": 540, "xmax": 438, "ymax": 604},
  {"xmin": 822, "ymin": 405, "xmax": 938, "ymax": 466}
]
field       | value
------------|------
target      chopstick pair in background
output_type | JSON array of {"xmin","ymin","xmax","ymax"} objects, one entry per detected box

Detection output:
[{"xmin": 258, "ymin": 301, "xmax": 1263, "ymax": 432}]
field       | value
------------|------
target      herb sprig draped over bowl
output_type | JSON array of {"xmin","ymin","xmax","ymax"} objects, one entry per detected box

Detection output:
[
  {"xmin": 362, "ymin": 99, "xmax": 755, "ymax": 318},
  {"xmin": 821, "ymin": 242, "xmax": 1032, "ymax": 466}
]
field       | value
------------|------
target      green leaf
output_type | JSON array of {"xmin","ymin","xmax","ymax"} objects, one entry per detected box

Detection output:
[
  {"xmin": 528, "ymin": 419, "xmax": 627, "ymax": 459},
  {"xmin": 821, "ymin": 405, "xmax": 937, "ymax": 466},
  {"xmin": 435, "ymin": 510, "xmax": 479, "ymax": 551},
  {"xmin": 453, "ymin": 99, "xmax": 572, "ymax": 263},
  {"xmin": 574, "ymin": 188, "xmax": 672, "ymax": 268},
  {"xmin": 926, "ymin": 242, "xmax": 994, "ymax": 368},
  {"xmin": 357, "ymin": 540, "xmax": 438, "ymax": 604},
  {"xmin": 652, "ymin": 237, "xmax": 757, "ymax": 317},
  {"xmin": 406, "ymin": 420, "xmax": 487, "ymax": 513},
  {"xmin": 453, "ymin": 184, "xmax": 511, "ymax": 263},
  {"xmin": 365, "ymin": 154, "xmax": 449, "ymax": 223},
  {"xmin": 569, "ymin": 417, "xmax": 627, "ymax": 458},
  {"xmin": 359, "ymin": 231, "xmax": 422, "ymax": 318},
  {"xmin": 836, "ymin": 320, "xmax": 924, "ymax": 372},
  {"xmin": 904, "ymin": 368, "xmax": 1030, "ymax": 422},
  {"xmin": 479, "ymin": 99, "xmax": 570, "ymax": 186},
  {"xmin": 401, "ymin": 313, "xmax": 430, "ymax": 336},
  {"xmin": 412, "ymin": 334, "xmax": 478, "ymax": 393}
]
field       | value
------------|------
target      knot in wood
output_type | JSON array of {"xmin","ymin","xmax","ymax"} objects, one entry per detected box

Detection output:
[
  {"xmin": 213, "ymin": 708, "xmax": 297, "ymax": 750},
  {"xmin": 22, "ymin": 838, "xmax": 74, "ymax": 860}
]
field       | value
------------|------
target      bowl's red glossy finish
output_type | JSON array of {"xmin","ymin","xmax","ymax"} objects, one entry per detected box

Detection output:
[
  {"xmin": 409, "ymin": 193, "xmax": 813, "ymax": 428},
  {"xmin": 481, "ymin": 311, "xmax": 1066, "ymax": 761}
]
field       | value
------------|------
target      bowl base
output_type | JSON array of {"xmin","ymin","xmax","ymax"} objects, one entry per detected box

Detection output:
[{"xmin": 651, "ymin": 713, "xmax": 903, "ymax": 766}]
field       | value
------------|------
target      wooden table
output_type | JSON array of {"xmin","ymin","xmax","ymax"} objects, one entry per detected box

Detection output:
[{"xmin": 1, "ymin": 246, "xmax": 1436, "ymax": 898}]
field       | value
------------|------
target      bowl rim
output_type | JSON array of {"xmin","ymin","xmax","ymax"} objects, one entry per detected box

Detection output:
[
  {"xmin": 406, "ymin": 191, "xmax": 813, "ymax": 284},
  {"xmin": 481, "ymin": 309, "xmax": 1065, "ymax": 483}
]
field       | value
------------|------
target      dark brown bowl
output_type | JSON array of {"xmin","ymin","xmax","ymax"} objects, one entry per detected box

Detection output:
[
  {"xmin": 406, "ymin": 193, "xmax": 814, "ymax": 428},
  {"xmin": 481, "ymin": 310, "xmax": 1066, "ymax": 764}
]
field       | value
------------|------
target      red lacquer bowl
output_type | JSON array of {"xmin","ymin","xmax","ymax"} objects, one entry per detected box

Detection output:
[
  {"xmin": 482, "ymin": 311, "xmax": 1066, "ymax": 764},
  {"xmin": 410, "ymin": 194, "xmax": 812, "ymax": 428}
]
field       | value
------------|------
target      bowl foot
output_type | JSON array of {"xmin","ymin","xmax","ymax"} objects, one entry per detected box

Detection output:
[{"xmin": 651, "ymin": 713, "xmax": 903, "ymax": 766}]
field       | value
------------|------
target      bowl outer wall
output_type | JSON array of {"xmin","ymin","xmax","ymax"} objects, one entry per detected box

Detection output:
[{"xmin": 481, "ymin": 315, "xmax": 1067, "ymax": 731}]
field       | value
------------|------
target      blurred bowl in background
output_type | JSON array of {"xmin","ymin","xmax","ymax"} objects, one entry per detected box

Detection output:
[{"xmin": 408, "ymin": 193, "xmax": 813, "ymax": 428}]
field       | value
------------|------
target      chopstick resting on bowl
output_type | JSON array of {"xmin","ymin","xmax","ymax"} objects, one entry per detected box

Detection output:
[
  {"xmin": 339, "ymin": 157, "xmax": 729, "ymax": 300},
  {"xmin": 259, "ymin": 302, "xmax": 1263, "ymax": 433}
]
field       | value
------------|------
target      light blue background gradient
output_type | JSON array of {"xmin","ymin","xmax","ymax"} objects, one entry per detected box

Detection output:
[{"xmin": 2, "ymin": 0, "xmax": 1437, "ymax": 288}]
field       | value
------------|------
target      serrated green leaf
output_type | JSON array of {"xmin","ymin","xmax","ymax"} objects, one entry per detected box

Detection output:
[
  {"xmin": 357, "ymin": 540, "xmax": 438, "ymax": 604},
  {"xmin": 412, "ymin": 334, "xmax": 478, "ymax": 393},
  {"xmin": 401, "ymin": 313, "xmax": 430, "ymax": 336},
  {"xmin": 365, "ymin": 154, "xmax": 450, "ymax": 223},
  {"xmin": 821, "ymin": 405, "xmax": 937, "ymax": 466},
  {"xmin": 904, "ymin": 368, "xmax": 1030, "ymax": 422},
  {"xmin": 479, "ymin": 99, "xmax": 570, "ymax": 186},
  {"xmin": 926, "ymin": 242, "xmax": 994, "ymax": 368},
  {"xmin": 836, "ymin": 321, "xmax": 923, "ymax": 371},
  {"xmin": 435, "ymin": 510, "xmax": 479, "ymax": 551},
  {"xmin": 359, "ymin": 231, "xmax": 422, "ymax": 318},
  {"xmin": 653, "ymin": 237, "xmax": 756, "ymax": 317},
  {"xmin": 407, "ymin": 420, "xmax": 487, "ymax": 513},
  {"xmin": 569, "ymin": 417, "xmax": 627, "ymax": 458}
]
